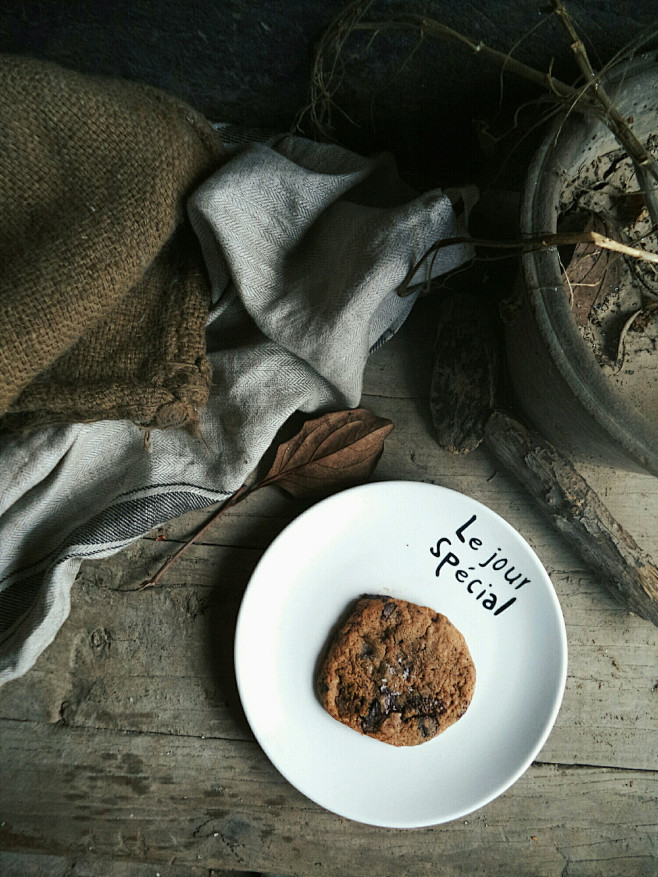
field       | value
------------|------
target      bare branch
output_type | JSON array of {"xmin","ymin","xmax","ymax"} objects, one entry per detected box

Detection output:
[
  {"xmin": 551, "ymin": 0, "xmax": 658, "ymax": 227},
  {"xmin": 303, "ymin": 0, "xmax": 658, "ymax": 229},
  {"xmin": 398, "ymin": 230, "xmax": 658, "ymax": 297}
]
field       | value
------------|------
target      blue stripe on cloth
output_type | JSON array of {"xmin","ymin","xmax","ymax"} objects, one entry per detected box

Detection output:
[{"xmin": 0, "ymin": 488, "xmax": 226, "ymax": 638}]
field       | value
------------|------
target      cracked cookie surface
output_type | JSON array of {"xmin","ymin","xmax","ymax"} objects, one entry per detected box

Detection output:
[{"xmin": 317, "ymin": 595, "xmax": 476, "ymax": 746}]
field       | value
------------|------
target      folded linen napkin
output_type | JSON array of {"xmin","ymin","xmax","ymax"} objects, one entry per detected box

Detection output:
[{"xmin": 0, "ymin": 130, "xmax": 471, "ymax": 685}]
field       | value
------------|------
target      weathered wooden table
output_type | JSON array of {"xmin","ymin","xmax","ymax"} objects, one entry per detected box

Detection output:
[{"xmin": 1, "ymin": 291, "xmax": 656, "ymax": 877}]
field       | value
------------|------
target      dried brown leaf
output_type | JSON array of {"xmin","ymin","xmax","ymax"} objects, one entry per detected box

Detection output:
[
  {"xmin": 139, "ymin": 408, "xmax": 393, "ymax": 588},
  {"xmin": 611, "ymin": 191, "xmax": 647, "ymax": 225},
  {"xmin": 261, "ymin": 407, "xmax": 394, "ymax": 498},
  {"xmin": 563, "ymin": 214, "xmax": 620, "ymax": 327}
]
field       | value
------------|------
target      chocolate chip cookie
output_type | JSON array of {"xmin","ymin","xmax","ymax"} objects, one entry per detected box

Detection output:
[{"xmin": 317, "ymin": 595, "xmax": 475, "ymax": 746}]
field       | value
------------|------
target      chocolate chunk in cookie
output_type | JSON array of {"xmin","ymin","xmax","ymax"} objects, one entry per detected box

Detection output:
[{"xmin": 317, "ymin": 595, "xmax": 476, "ymax": 746}]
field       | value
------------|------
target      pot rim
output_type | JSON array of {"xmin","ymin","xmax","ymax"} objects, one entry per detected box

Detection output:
[{"xmin": 520, "ymin": 52, "xmax": 658, "ymax": 475}]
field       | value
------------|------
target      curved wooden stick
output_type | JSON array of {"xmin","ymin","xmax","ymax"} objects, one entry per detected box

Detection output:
[{"xmin": 484, "ymin": 410, "xmax": 658, "ymax": 626}]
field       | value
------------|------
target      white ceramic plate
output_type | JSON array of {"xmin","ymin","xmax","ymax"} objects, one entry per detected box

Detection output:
[{"xmin": 234, "ymin": 481, "xmax": 567, "ymax": 828}]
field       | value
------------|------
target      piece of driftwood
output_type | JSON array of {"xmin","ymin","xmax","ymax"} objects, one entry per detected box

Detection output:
[
  {"xmin": 430, "ymin": 286, "xmax": 658, "ymax": 625},
  {"xmin": 484, "ymin": 410, "xmax": 658, "ymax": 626},
  {"xmin": 430, "ymin": 291, "xmax": 498, "ymax": 453}
]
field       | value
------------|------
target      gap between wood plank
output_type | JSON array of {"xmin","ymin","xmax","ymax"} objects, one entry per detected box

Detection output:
[{"xmin": 2, "ymin": 715, "xmax": 655, "ymax": 776}]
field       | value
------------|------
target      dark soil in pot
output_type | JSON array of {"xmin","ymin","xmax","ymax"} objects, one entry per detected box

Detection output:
[{"xmin": 558, "ymin": 134, "xmax": 658, "ymax": 433}]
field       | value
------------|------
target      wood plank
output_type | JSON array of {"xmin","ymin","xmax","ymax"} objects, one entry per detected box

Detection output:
[
  {"xmin": 1, "ymin": 385, "xmax": 656, "ymax": 771},
  {"xmin": 0, "ymin": 851, "xmax": 228, "ymax": 877},
  {"xmin": 1, "ymin": 287, "xmax": 657, "ymax": 875},
  {"xmin": 142, "ymin": 404, "xmax": 658, "ymax": 573},
  {"xmin": 0, "ymin": 525, "xmax": 655, "ymax": 770},
  {"xmin": 1, "ymin": 721, "xmax": 655, "ymax": 877},
  {"xmin": 135, "ymin": 287, "xmax": 658, "ymax": 572}
]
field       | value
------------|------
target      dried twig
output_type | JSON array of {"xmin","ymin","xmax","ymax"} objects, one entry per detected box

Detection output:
[
  {"xmin": 356, "ymin": 16, "xmax": 575, "ymax": 99},
  {"xmin": 485, "ymin": 411, "xmax": 658, "ymax": 625},
  {"xmin": 302, "ymin": 0, "xmax": 658, "ymax": 233},
  {"xmin": 398, "ymin": 229, "xmax": 658, "ymax": 297},
  {"xmin": 550, "ymin": 0, "xmax": 658, "ymax": 228},
  {"xmin": 296, "ymin": 0, "xmax": 378, "ymax": 135},
  {"xmin": 138, "ymin": 485, "xmax": 250, "ymax": 590}
]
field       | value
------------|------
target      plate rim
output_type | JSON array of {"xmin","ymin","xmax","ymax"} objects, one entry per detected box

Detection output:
[{"xmin": 234, "ymin": 480, "xmax": 568, "ymax": 828}]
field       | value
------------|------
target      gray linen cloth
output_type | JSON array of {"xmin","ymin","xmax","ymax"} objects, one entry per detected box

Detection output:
[{"xmin": 0, "ymin": 134, "xmax": 471, "ymax": 685}]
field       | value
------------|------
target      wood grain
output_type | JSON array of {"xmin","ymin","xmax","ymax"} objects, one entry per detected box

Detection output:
[
  {"xmin": 1, "ymin": 293, "xmax": 656, "ymax": 876},
  {"xmin": 1, "ymin": 720, "xmax": 656, "ymax": 877},
  {"xmin": 1, "ymin": 528, "xmax": 655, "ymax": 770}
]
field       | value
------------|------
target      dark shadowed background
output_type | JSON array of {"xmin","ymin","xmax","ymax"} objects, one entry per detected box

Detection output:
[{"xmin": 1, "ymin": 1, "xmax": 656, "ymax": 190}]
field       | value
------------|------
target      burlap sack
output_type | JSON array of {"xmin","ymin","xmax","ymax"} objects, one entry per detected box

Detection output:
[{"xmin": 0, "ymin": 55, "xmax": 225, "ymax": 430}]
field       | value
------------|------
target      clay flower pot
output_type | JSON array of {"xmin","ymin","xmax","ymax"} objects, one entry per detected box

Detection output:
[{"xmin": 505, "ymin": 54, "xmax": 658, "ymax": 476}]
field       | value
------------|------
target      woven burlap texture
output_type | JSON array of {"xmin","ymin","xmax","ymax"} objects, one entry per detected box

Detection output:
[{"xmin": 0, "ymin": 55, "xmax": 225, "ymax": 431}]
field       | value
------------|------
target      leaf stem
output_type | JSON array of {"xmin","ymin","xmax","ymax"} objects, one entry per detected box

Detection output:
[{"xmin": 138, "ymin": 483, "xmax": 253, "ymax": 590}]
